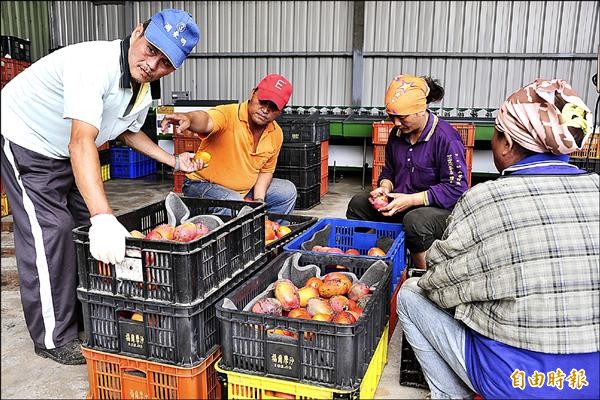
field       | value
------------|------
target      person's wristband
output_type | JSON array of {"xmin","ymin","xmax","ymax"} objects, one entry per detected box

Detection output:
[
  {"xmin": 174, "ymin": 154, "xmax": 180, "ymax": 171},
  {"xmin": 422, "ymin": 191, "xmax": 429, "ymax": 206},
  {"xmin": 254, "ymin": 198, "xmax": 265, "ymax": 202}
]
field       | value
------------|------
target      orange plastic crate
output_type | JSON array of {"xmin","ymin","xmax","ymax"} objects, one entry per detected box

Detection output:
[
  {"xmin": 371, "ymin": 162, "xmax": 385, "ymax": 190},
  {"xmin": 173, "ymin": 171, "xmax": 186, "ymax": 193},
  {"xmin": 373, "ymin": 144, "xmax": 386, "ymax": 165},
  {"xmin": 83, "ymin": 345, "xmax": 221, "ymax": 400},
  {"xmin": 571, "ymin": 132, "xmax": 600, "ymax": 159},
  {"xmin": 450, "ymin": 123, "xmax": 475, "ymax": 147},
  {"xmin": 97, "ymin": 142, "xmax": 110, "ymax": 152},
  {"xmin": 321, "ymin": 139, "xmax": 329, "ymax": 160},
  {"xmin": 321, "ymin": 156, "xmax": 329, "ymax": 178},
  {"xmin": 389, "ymin": 280, "xmax": 401, "ymax": 342},
  {"xmin": 1, "ymin": 58, "xmax": 18, "ymax": 81},
  {"xmin": 372, "ymin": 121, "xmax": 394, "ymax": 145},
  {"xmin": 174, "ymin": 136, "xmax": 201, "ymax": 154},
  {"xmin": 320, "ymin": 174, "xmax": 328, "ymax": 198}
]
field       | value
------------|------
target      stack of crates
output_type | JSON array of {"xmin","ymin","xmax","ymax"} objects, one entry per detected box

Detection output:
[
  {"xmin": 569, "ymin": 132, "xmax": 600, "ymax": 173},
  {"xmin": 321, "ymin": 139, "xmax": 329, "ymax": 198},
  {"xmin": 98, "ymin": 142, "xmax": 110, "ymax": 182},
  {"xmin": 215, "ymin": 247, "xmax": 395, "ymax": 399},
  {"xmin": 110, "ymin": 146, "xmax": 156, "ymax": 179},
  {"xmin": 397, "ymin": 267, "xmax": 429, "ymax": 390},
  {"xmin": 275, "ymin": 114, "xmax": 330, "ymax": 209},
  {"xmin": 1, "ymin": 35, "xmax": 32, "ymax": 89},
  {"xmin": 74, "ymin": 197, "xmax": 268, "ymax": 399},
  {"xmin": 172, "ymin": 130, "xmax": 201, "ymax": 193},
  {"xmin": 371, "ymin": 122, "xmax": 393, "ymax": 190},
  {"xmin": 371, "ymin": 121, "xmax": 475, "ymax": 188}
]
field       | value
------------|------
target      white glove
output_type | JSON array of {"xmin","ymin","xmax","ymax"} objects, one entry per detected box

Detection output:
[{"xmin": 89, "ymin": 214, "xmax": 131, "ymax": 264}]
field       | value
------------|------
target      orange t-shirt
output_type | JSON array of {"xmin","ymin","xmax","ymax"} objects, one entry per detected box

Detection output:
[{"xmin": 185, "ymin": 101, "xmax": 283, "ymax": 194}]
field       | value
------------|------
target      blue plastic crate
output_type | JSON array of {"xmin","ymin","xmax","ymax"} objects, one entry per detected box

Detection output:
[
  {"xmin": 111, "ymin": 159, "xmax": 156, "ymax": 179},
  {"xmin": 110, "ymin": 146, "xmax": 150, "ymax": 164},
  {"xmin": 283, "ymin": 218, "xmax": 405, "ymax": 294}
]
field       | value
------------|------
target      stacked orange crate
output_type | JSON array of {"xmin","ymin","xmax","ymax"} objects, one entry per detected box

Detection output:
[
  {"xmin": 450, "ymin": 123, "xmax": 475, "ymax": 187},
  {"xmin": 173, "ymin": 131, "xmax": 201, "ymax": 193},
  {"xmin": 83, "ymin": 342, "xmax": 221, "ymax": 399},
  {"xmin": 320, "ymin": 140, "xmax": 329, "ymax": 197},
  {"xmin": 371, "ymin": 121, "xmax": 475, "ymax": 188},
  {"xmin": 371, "ymin": 122, "xmax": 393, "ymax": 189}
]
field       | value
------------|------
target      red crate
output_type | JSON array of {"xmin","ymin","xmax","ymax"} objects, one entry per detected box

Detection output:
[
  {"xmin": 373, "ymin": 144, "xmax": 386, "ymax": 165},
  {"xmin": 1, "ymin": 58, "xmax": 18, "ymax": 82},
  {"xmin": 15, "ymin": 59, "xmax": 31, "ymax": 73},
  {"xmin": 83, "ymin": 346, "xmax": 221, "ymax": 400},
  {"xmin": 450, "ymin": 123, "xmax": 475, "ymax": 147},
  {"xmin": 320, "ymin": 173, "xmax": 328, "ymax": 198},
  {"xmin": 173, "ymin": 129, "xmax": 201, "ymax": 138},
  {"xmin": 173, "ymin": 171, "xmax": 186, "ymax": 193},
  {"xmin": 389, "ymin": 279, "xmax": 401, "ymax": 342},
  {"xmin": 371, "ymin": 162, "xmax": 385, "ymax": 190},
  {"xmin": 465, "ymin": 147, "xmax": 474, "ymax": 187},
  {"xmin": 321, "ymin": 156, "xmax": 328, "ymax": 178},
  {"xmin": 174, "ymin": 136, "xmax": 201, "ymax": 154},
  {"xmin": 373, "ymin": 145, "xmax": 473, "ymax": 188},
  {"xmin": 571, "ymin": 132, "xmax": 600, "ymax": 159},
  {"xmin": 372, "ymin": 121, "xmax": 394, "ymax": 145},
  {"xmin": 321, "ymin": 139, "xmax": 329, "ymax": 160},
  {"xmin": 97, "ymin": 142, "xmax": 110, "ymax": 151}
]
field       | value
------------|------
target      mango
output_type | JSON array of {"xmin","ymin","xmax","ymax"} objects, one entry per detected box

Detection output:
[{"xmin": 274, "ymin": 279, "xmax": 300, "ymax": 311}]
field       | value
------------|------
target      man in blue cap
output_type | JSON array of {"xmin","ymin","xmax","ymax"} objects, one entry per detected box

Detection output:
[{"xmin": 0, "ymin": 9, "xmax": 200, "ymax": 364}]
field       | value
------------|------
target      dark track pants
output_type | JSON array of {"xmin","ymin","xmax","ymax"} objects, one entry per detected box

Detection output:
[
  {"xmin": 1, "ymin": 135, "xmax": 89, "ymax": 350},
  {"xmin": 346, "ymin": 192, "xmax": 451, "ymax": 253}
]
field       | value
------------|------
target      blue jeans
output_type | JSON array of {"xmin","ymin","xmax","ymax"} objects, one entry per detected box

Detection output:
[
  {"xmin": 397, "ymin": 278, "xmax": 476, "ymax": 399},
  {"xmin": 182, "ymin": 178, "xmax": 297, "ymax": 215}
]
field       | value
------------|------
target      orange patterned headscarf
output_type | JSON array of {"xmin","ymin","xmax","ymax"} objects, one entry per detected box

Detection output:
[
  {"xmin": 495, "ymin": 79, "xmax": 593, "ymax": 155},
  {"xmin": 385, "ymin": 75, "xmax": 429, "ymax": 115}
]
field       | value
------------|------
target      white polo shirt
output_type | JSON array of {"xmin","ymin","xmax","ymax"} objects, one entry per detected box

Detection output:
[{"xmin": 1, "ymin": 39, "xmax": 152, "ymax": 159}]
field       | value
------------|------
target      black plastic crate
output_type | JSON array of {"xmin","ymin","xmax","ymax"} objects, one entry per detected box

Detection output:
[
  {"xmin": 215, "ymin": 252, "xmax": 391, "ymax": 390},
  {"xmin": 73, "ymin": 198, "xmax": 266, "ymax": 305},
  {"xmin": 399, "ymin": 332, "xmax": 429, "ymax": 390},
  {"xmin": 569, "ymin": 157, "xmax": 600, "ymax": 173},
  {"xmin": 277, "ymin": 114, "xmax": 330, "ymax": 143},
  {"xmin": 274, "ymin": 164, "xmax": 321, "ymax": 188},
  {"xmin": 265, "ymin": 213, "xmax": 318, "ymax": 257},
  {"xmin": 98, "ymin": 149, "xmax": 110, "ymax": 166},
  {"xmin": 78, "ymin": 255, "xmax": 269, "ymax": 367},
  {"xmin": 1, "ymin": 35, "xmax": 31, "ymax": 62},
  {"xmin": 295, "ymin": 184, "xmax": 320, "ymax": 210},
  {"xmin": 277, "ymin": 143, "xmax": 321, "ymax": 167}
]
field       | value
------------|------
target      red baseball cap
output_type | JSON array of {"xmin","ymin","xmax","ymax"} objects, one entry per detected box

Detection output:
[{"xmin": 255, "ymin": 74, "xmax": 292, "ymax": 110}]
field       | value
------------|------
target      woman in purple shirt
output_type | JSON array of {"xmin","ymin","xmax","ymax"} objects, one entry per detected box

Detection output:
[{"xmin": 347, "ymin": 74, "xmax": 469, "ymax": 268}]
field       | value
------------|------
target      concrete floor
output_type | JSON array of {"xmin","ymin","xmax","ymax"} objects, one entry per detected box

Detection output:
[{"xmin": 0, "ymin": 170, "xmax": 428, "ymax": 399}]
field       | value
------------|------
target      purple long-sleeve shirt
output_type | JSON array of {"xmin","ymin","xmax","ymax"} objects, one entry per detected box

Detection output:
[{"xmin": 378, "ymin": 113, "xmax": 469, "ymax": 210}]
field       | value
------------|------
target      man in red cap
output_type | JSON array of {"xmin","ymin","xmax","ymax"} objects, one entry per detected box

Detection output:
[{"xmin": 161, "ymin": 74, "xmax": 297, "ymax": 214}]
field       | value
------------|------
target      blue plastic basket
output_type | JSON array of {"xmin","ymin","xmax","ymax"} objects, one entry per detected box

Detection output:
[
  {"xmin": 283, "ymin": 218, "xmax": 405, "ymax": 293},
  {"xmin": 110, "ymin": 146, "xmax": 150, "ymax": 164},
  {"xmin": 111, "ymin": 159, "xmax": 156, "ymax": 179}
]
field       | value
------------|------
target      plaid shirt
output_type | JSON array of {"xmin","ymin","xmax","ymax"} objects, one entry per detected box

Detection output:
[{"xmin": 419, "ymin": 173, "xmax": 600, "ymax": 353}]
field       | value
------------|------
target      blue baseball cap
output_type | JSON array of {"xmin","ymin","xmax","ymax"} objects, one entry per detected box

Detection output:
[{"xmin": 144, "ymin": 9, "xmax": 200, "ymax": 69}]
